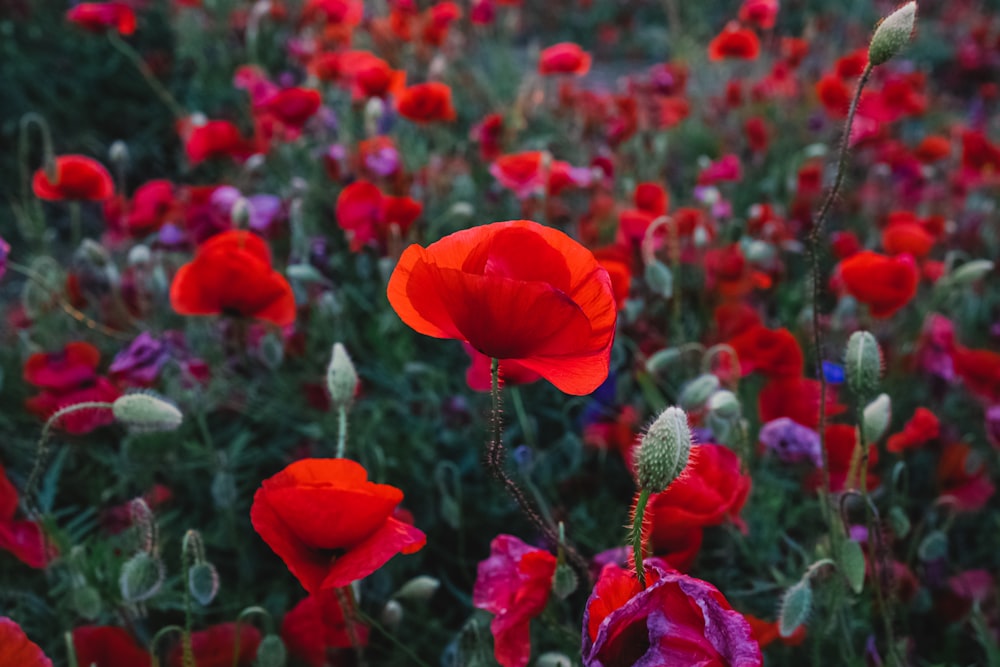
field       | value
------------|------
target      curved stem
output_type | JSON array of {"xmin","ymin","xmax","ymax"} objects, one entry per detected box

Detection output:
[{"xmin": 149, "ymin": 625, "xmax": 185, "ymax": 667}]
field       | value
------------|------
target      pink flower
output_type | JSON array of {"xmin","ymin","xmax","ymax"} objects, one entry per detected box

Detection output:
[{"xmin": 473, "ymin": 535, "xmax": 557, "ymax": 667}]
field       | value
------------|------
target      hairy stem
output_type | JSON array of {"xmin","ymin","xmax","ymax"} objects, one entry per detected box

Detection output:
[{"xmin": 630, "ymin": 489, "xmax": 651, "ymax": 588}]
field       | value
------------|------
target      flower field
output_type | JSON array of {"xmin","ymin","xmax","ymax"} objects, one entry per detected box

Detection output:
[{"xmin": 1, "ymin": 1, "xmax": 1000, "ymax": 666}]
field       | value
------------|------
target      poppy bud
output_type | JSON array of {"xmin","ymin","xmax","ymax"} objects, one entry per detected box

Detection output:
[
  {"xmin": 536, "ymin": 653, "xmax": 573, "ymax": 667},
  {"xmin": 645, "ymin": 348, "xmax": 682, "ymax": 375},
  {"xmin": 844, "ymin": 331, "xmax": 882, "ymax": 399},
  {"xmin": 917, "ymin": 530, "xmax": 947, "ymax": 562},
  {"xmin": 707, "ymin": 390, "xmax": 741, "ymax": 420},
  {"xmin": 778, "ymin": 578, "xmax": 812, "ymax": 638},
  {"xmin": 128, "ymin": 244, "xmax": 151, "ymax": 267},
  {"xmin": 72, "ymin": 585, "xmax": 102, "ymax": 620},
  {"xmin": 679, "ymin": 374, "xmax": 721, "ymax": 411},
  {"xmin": 187, "ymin": 562, "xmax": 219, "ymax": 606},
  {"xmin": 551, "ymin": 562, "xmax": 578, "ymax": 600},
  {"xmin": 644, "ymin": 260, "xmax": 674, "ymax": 298},
  {"xmin": 944, "ymin": 259, "xmax": 994, "ymax": 287},
  {"xmin": 255, "ymin": 634, "xmax": 288, "ymax": 667},
  {"xmin": 326, "ymin": 343, "xmax": 359, "ymax": 409},
  {"xmin": 636, "ymin": 406, "xmax": 692, "ymax": 494},
  {"xmin": 112, "ymin": 392, "xmax": 183, "ymax": 433},
  {"xmin": 119, "ymin": 552, "xmax": 165, "ymax": 602},
  {"xmin": 381, "ymin": 599, "xmax": 403, "ymax": 630},
  {"xmin": 109, "ymin": 140, "xmax": 129, "ymax": 167},
  {"xmin": 230, "ymin": 197, "xmax": 251, "ymax": 228},
  {"xmin": 394, "ymin": 575, "xmax": 441, "ymax": 602},
  {"xmin": 862, "ymin": 393, "xmax": 891, "ymax": 443},
  {"xmin": 868, "ymin": 2, "xmax": 917, "ymax": 67},
  {"xmin": 364, "ymin": 97, "xmax": 385, "ymax": 136}
]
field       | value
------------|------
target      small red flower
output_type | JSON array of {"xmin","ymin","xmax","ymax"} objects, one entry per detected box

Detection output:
[
  {"xmin": 538, "ymin": 42, "xmax": 592, "ymax": 76},
  {"xmin": 708, "ymin": 22, "xmax": 761, "ymax": 61},
  {"xmin": 727, "ymin": 325, "xmax": 804, "ymax": 378},
  {"xmin": 32, "ymin": 155, "xmax": 114, "ymax": 202},
  {"xmin": 23, "ymin": 342, "xmax": 121, "ymax": 434},
  {"xmin": 387, "ymin": 220, "xmax": 617, "ymax": 395},
  {"xmin": 335, "ymin": 181, "xmax": 422, "ymax": 252},
  {"xmin": 73, "ymin": 626, "xmax": 151, "ymax": 667},
  {"xmin": 0, "ymin": 617, "xmax": 52, "ymax": 667},
  {"xmin": 251, "ymin": 458, "xmax": 426, "ymax": 593},
  {"xmin": 66, "ymin": 2, "xmax": 136, "ymax": 34},
  {"xmin": 23, "ymin": 341, "xmax": 101, "ymax": 391},
  {"xmin": 816, "ymin": 74, "xmax": 851, "ymax": 118},
  {"xmin": 839, "ymin": 251, "xmax": 919, "ymax": 318},
  {"xmin": 473, "ymin": 534, "xmax": 557, "ymax": 667},
  {"xmin": 167, "ymin": 623, "xmax": 260, "ymax": 667},
  {"xmin": 282, "ymin": 589, "xmax": 369, "ymax": 666},
  {"xmin": 183, "ymin": 120, "xmax": 253, "ymax": 165},
  {"xmin": 937, "ymin": 442, "xmax": 995, "ymax": 512},
  {"xmin": 953, "ymin": 346, "xmax": 1000, "ymax": 403},
  {"xmin": 395, "ymin": 82, "xmax": 457, "ymax": 123},
  {"xmin": 110, "ymin": 180, "xmax": 176, "ymax": 236},
  {"xmin": 914, "ymin": 135, "xmax": 951, "ymax": 163},
  {"xmin": 1, "ymin": 464, "xmax": 54, "ymax": 569},
  {"xmin": 490, "ymin": 151, "xmax": 546, "ymax": 199},
  {"xmin": 738, "ymin": 0, "xmax": 778, "ymax": 29},
  {"xmin": 339, "ymin": 51, "xmax": 406, "ymax": 99},
  {"xmin": 758, "ymin": 377, "xmax": 846, "ymax": 429},
  {"xmin": 257, "ymin": 87, "xmax": 322, "ymax": 131},
  {"xmin": 887, "ymin": 407, "xmax": 940, "ymax": 453},
  {"xmin": 169, "ymin": 230, "xmax": 296, "ymax": 326}
]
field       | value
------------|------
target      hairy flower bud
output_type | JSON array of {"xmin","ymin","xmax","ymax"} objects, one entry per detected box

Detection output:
[
  {"xmin": 381, "ymin": 599, "xmax": 403, "ymax": 630},
  {"xmin": 636, "ymin": 406, "xmax": 692, "ymax": 493},
  {"xmin": 779, "ymin": 578, "xmax": 812, "ymax": 638},
  {"xmin": 72, "ymin": 585, "xmax": 102, "ymax": 620},
  {"xmin": 868, "ymin": 2, "xmax": 917, "ymax": 67},
  {"xmin": 845, "ymin": 331, "xmax": 882, "ymax": 399},
  {"xmin": 119, "ymin": 552, "xmax": 165, "ymax": 603},
  {"xmin": 707, "ymin": 390, "xmax": 741, "ymax": 420},
  {"xmin": 188, "ymin": 562, "xmax": 220, "ymax": 606},
  {"xmin": 862, "ymin": 393, "xmax": 892, "ymax": 443},
  {"xmin": 112, "ymin": 392, "xmax": 183, "ymax": 433},
  {"xmin": 326, "ymin": 343, "xmax": 359, "ymax": 408}
]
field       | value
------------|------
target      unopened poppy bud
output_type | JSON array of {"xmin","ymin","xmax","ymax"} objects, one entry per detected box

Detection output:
[
  {"xmin": 536, "ymin": 653, "xmax": 573, "ymax": 667},
  {"xmin": 109, "ymin": 140, "xmax": 129, "ymax": 166},
  {"xmin": 255, "ymin": 635, "xmax": 288, "ymax": 667},
  {"xmin": 645, "ymin": 348, "xmax": 681, "ymax": 375},
  {"xmin": 918, "ymin": 530, "xmax": 947, "ymax": 562},
  {"xmin": 364, "ymin": 97, "xmax": 385, "ymax": 136},
  {"xmin": 211, "ymin": 470, "xmax": 237, "ymax": 509},
  {"xmin": 129, "ymin": 498, "xmax": 156, "ymax": 553},
  {"xmin": 636, "ymin": 406, "xmax": 692, "ymax": 493},
  {"xmin": 112, "ymin": 392, "xmax": 183, "ymax": 433},
  {"xmin": 119, "ymin": 552, "xmax": 165, "ymax": 603},
  {"xmin": 845, "ymin": 331, "xmax": 882, "ymax": 399},
  {"xmin": 707, "ymin": 390, "xmax": 741, "ymax": 420},
  {"xmin": 644, "ymin": 260, "xmax": 673, "ymax": 298},
  {"xmin": 889, "ymin": 506, "xmax": 911, "ymax": 538},
  {"xmin": 72, "ymin": 585, "xmax": 102, "ymax": 620},
  {"xmin": 188, "ymin": 562, "xmax": 220, "ymax": 606},
  {"xmin": 946, "ymin": 259, "xmax": 994, "ymax": 286},
  {"xmin": 837, "ymin": 539, "xmax": 866, "ymax": 594},
  {"xmin": 862, "ymin": 393, "xmax": 892, "ymax": 443},
  {"xmin": 551, "ymin": 563, "xmax": 578, "ymax": 600},
  {"xmin": 868, "ymin": 2, "xmax": 917, "ymax": 67},
  {"xmin": 380, "ymin": 599, "xmax": 403, "ymax": 630},
  {"xmin": 393, "ymin": 575, "xmax": 441, "ymax": 602},
  {"xmin": 258, "ymin": 332, "xmax": 285, "ymax": 370},
  {"xmin": 326, "ymin": 343, "xmax": 359, "ymax": 408},
  {"xmin": 128, "ymin": 244, "xmax": 151, "ymax": 267},
  {"xmin": 449, "ymin": 202, "xmax": 475, "ymax": 218},
  {"xmin": 231, "ymin": 197, "xmax": 251, "ymax": 228},
  {"xmin": 76, "ymin": 238, "xmax": 111, "ymax": 266},
  {"xmin": 679, "ymin": 374, "xmax": 721, "ymax": 411},
  {"xmin": 778, "ymin": 578, "xmax": 812, "ymax": 638}
]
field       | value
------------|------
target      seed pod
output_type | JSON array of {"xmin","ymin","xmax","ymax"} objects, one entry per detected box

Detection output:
[
  {"xmin": 326, "ymin": 343, "xmax": 359, "ymax": 409},
  {"xmin": 868, "ymin": 2, "xmax": 917, "ymax": 67},
  {"xmin": 636, "ymin": 406, "xmax": 692, "ymax": 494},
  {"xmin": 845, "ymin": 331, "xmax": 882, "ymax": 399},
  {"xmin": 119, "ymin": 552, "xmax": 165, "ymax": 603}
]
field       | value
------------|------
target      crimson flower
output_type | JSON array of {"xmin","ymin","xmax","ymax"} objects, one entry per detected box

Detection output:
[
  {"xmin": 758, "ymin": 377, "xmax": 846, "ymax": 429},
  {"xmin": 708, "ymin": 23, "xmax": 761, "ymax": 61},
  {"xmin": 166, "ymin": 623, "xmax": 260, "ymax": 667},
  {"xmin": 335, "ymin": 181, "xmax": 422, "ymax": 252},
  {"xmin": 183, "ymin": 120, "xmax": 254, "ymax": 165},
  {"xmin": 169, "ymin": 230, "xmax": 296, "ymax": 326},
  {"xmin": 23, "ymin": 342, "xmax": 121, "ymax": 434},
  {"xmin": 387, "ymin": 220, "xmax": 617, "ymax": 395},
  {"xmin": 838, "ymin": 251, "xmax": 919, "ymax": 318},
  {"xmin": 583, "ymin": 559, "xmax": 762, "ymax": 667},
  {"xmin": 937, "ymin": 443, "xmax": 995, "ymax": 512},
  {"xmin": 340, "ymin": 51, "xmax": 406, "ymax": 99},
  {"xmin": 256, "ymin": 87, "xmax": 322, "ymax": 133},
  {"xmin": 72, "ymin": 626, "xmax": 151, "ymax": 667},
  {"xmin": 0, "ymin": 617, "xmax": 52, "ymax": 667},
  {"xmin": 282, "ymin": 589, "xmax": 369, "ymax": 667},
  {"xmin": 738, "ymin": 0, "xmax": 778, "ymax": 29},
  {"xmin": 32, "ymin": 155, "xmax": 114, "ymax": 202},
  {"xmin": 538, "ymin": 42, "xmax": 592, "ymax": 76},
  {"xmin": 66, "ymin": 2, "xmax": 136, "ymax": 34},
  {"xmin": 887, "ymin": 408, "xmax": 940, "ymax": 453},
  {"xmin": 1, "ymin": 464, "xmax": 53, "ymax": 569},
  {"xmin": 251, "ymin": 458, "xmax": 426, "ymax": 593},
  {"xmin": 395, "ymin": 82, "xmax": 457, "ymax": 123},
  {"xmin": 952, "ymin": 346, "xmax": 1000, "ymax": 403},
  {"xmin": 727, "ymin": 325, "xmax": 804, "ymax": 378},
  {"xmin": 473, "ymin": 534, "xmax": 557, "ymax": 667}
]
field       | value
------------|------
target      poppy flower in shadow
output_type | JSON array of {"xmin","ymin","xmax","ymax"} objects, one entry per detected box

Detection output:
[
  {"xmin": 250, "ymin": 458, "xmax": 425, "ymax": 593},
  {"xmin": 183, "ymin": 120, "xmax": 254, "ymax": 165},
  {"xmin": 1, "ymin": 464, "xmax": 54, "ymax": 569},
  {"xmin": 23, "ymin": 342, "xmax": 121, "ymax": 434},
  {"xmin": 166, "ymin": 623, "xmax": 260, "ymax": 667},
  {"xmin": 708, "ymin": 22, "xmax": 761, "ymax": 61},
  {"xmin": 838, "ymin": 251, "xmax": 918, "ymax": 318},
  {"xmin": 33, "ymin": 155, "xmax": 114, "ymax": 202},
  {"xmin": 395, "ymin": 82, "xmax": 457, "ymax": 123},
  {"xmin": 170, "ymin": 230, "xmax": 296, "ymax": 326},
  {"xmin": 66, "ymin": 2, "xmax": 136, "ymax": 34},
  {"xmin": 538, "ymin": 42, "xmax": 592, "ymax": 76},
  {"xmin": 282, "ymin": 589, "xmax": 369, "ymax": 667},
  {"xmin": 387, "ymin": 220, "xmax": 617, "ymax": 395},
  {"xmin": 72, "ymin": 626, "xmax": 151, "ymax": 667},
  {"xmin": 0, "ymin": 617, "xmax": 52, "ymax": 667}
]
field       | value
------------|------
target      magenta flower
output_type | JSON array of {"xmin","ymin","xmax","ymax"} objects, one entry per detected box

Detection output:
[{"xmin": 473, "ymin": 534, "xmax": 558, "ymax": 667}]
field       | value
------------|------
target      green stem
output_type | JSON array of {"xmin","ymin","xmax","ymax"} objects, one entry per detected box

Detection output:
[
  {"xmin": 232, "ymin": 607, "xmax": 273, "ymax": 667},
  {"xmin": 631, "ymin": 488, "xmax": 651, "ymax": 588},
  {"xmin": 181, "ymin": 532, "xmax": 197, "ymax": 667},
  {"xmin": 149, "ymin": 625, "xmax": 185, "ymax": 667},
  {"xmin": 107, "ymin": 32, "xmax": 186, "ymax": 121},
  {"xmin": 65, "ymin": 631, "xmax": 79, "ymax": 667},
  {"xmin": 508, "ymin": 386, "xmax": 536, "ymax": 449},
  {"xmin": 336, "ymin": 404, "xmax": 348, "ymax": 458}
]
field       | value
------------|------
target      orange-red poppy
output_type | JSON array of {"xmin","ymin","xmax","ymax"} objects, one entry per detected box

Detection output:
[
  {"xmin": 250, "ymin": 458, "xmax": 425, "ymax": 593},
  {"xmin": 387, "ymin": 220, "xmax": 617, "ymax": 395},
  {"xmin": 395, "ymin": 82, "xmax": 457, "ymax": 123},
  {"xmin": 169, "ymin": 230, "xmax": 296, "ymax": 326},
  {"xmin": 335, "ymin": 181, "xmax": 422, "ymax": 252},
  {"xmin": 32, "ymin": 155, "xmax": 114, "ymax": 202},
  {"xmin": 708, "ymin": 22, "xmax": 761, "ymax": 61},
  {"xmin": 66, "ymin": 2, "xmax": 136, "ymax": 34},
  {"xmin": 839, "ymin": 251, "xmax": 918, "ymax": 318},
  {"xmin": 0, "ymin": 618, "xmax": 51, "ymax": 667},
  {"xmin": 538, "ymin": 42, "xmax": 592, "ymax": 76}
]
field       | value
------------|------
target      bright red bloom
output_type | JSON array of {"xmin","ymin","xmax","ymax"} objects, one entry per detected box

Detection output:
[
  {"xmin": 183, "ymin": 120, "xmax": 253, "ymax": 165},
  {"xmin": 835, "ymin": 49, "xmax": 868, "ymax": 79},
  {"xmin": 953, "ymin": 346, "xmax": 1000, "ymax": 403},
  {"xmin": 23, "ymin": 341, "xmax": 101, "ymax": 391},
  {"xmin": 251, "ymin": 458, "xmax": 425, "ymax": 593},
  {"xmin": 708, "ymin": 23, "xmax": 761, "ymax": 61},
  {"xmin": 170, "ymin": 230, "xmax": 296, "ymax": 326},
  {"xmin": 23, "ymin": 342, "xmax": 121, "ymax": 434},
  {"xmin": 816, "ymin": 74, "xmax": 851, "ymax": 118},
  {"xmin": 167, "ymin": 623, "xmax": 260, "ymax": 667},
  {"xmin": 538, "ymin": 42, "xmax": 592, "ymax": 76},
  {"xmin": 914, "ymin": 135, "xmax": 951, "ymax": 163},
  {"xmin": 339, "ymin": 51, "xmax": 406, "ymax": 99},
  {"xmin": 32, "ymin": 155, "xmax": 114, "ymax": 202},
  {"xmin": 839, "ymin": 251, "xmax": 918, "ymax": 318},
  {"xmin": 66, "ymin": 2, "xmax": 136, "ymax": 34},
  {"xmin": 335, "ymin": 181, "xmax": 422, "ymax": 252},
  {"xmin": 24, "ymin": 376, "xmax": 121, "ymax": 435},
  {"xmin": 387, "ymin": 220, "xmax": 617, "ymax": 395},
  {"xmin": 704, "ymin": 244, "xmax": 771, "ymax": 299},
  {"xmin": 490, "ymin": 151, "xmax": 546, "ymax": 199},
  {"xmin": 302, "ymin": 0, "xmax": 363, "ymax": 25},
  {"xmin": 744, "ymin": 117, "xmax": 769, "ymax": 154},
  {"xmin": 282, "ymin": 589, "xmax": 369, "ymax": 666},
  {"xmin": 112, "ymin": 180, "xmax": 176, "ymax": 235},
  {"xmin": 937, "ymin": 442, "xmax": 995, "ymax": 512},
  {"xmin": 727, "ymin": 325, "xmax": 804, "ymax": 378},
  {"xmin": 73, "ymin": 626, "xmax": 151, "ymax": 667},
  {"xmin": 738, "ymin": 0, "xmax": 778, "ymax": 29},
  {"xmin": 473, "ymin": 534, "xmax": 557, "ymax": 667},
  {"xmin": 257, "ymin": 87, "xmax": 322, "ymax": 131},
  {"xmin": 0, "ymin": 617, "xmax": 52, "ymax": 667},
  {"xmin": 592, "ymin": 244, "xmax": 632, "ymax": 309},
  {"xmin": 887, "ymin": 408, "xmax": 940, "ymax": 453},
  {"xmin": 0, "ymin": 464, "xmax": 53, "ymax": 569},
  {"xmin": 758, "ymin": 377, "xmax": 846, "ymax": 429},
  {"xmin": 395, "ymin": 82, "xmax": 457, "ymax": 123},
  {"xmin": 583, "ymin": 559, "xmax": 762, "ymax": 667},
  {"xmin": 882, "ymin": 221, "xmax": 935, "ymax": 258}
]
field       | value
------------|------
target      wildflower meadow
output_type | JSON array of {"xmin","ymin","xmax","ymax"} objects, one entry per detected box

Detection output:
[{"xmin": 2, "ymin": 1, "xmax": 1000, "ymax": 666}]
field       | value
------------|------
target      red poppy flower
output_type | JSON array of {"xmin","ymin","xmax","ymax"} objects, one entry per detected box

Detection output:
[
  {"xmin": 830, "ymin": 230, "xmax": 862, "ymax": 259},
  {"xmin": 538, "ymin": 42, "xmax": 592, "ymax": 76},
  {"xmin": 816, "ymin": 74, "xmax": 851, "ymax": 118},
  {"xmin": 66, "ymin": 2, "xmax": 136, "ymax": 34},
  {"xmin": 952, "ymin": 346, "xmax": 1000, "ymax": 403},
  {"xmin": 115, "ymin": 180, "xmax": 176, "ymax": 235},
  {"xmin": 73, "ymin": 626, "xmax": 151, "ymax": 667},
  {"xmin": 738, "ymin": 0, "xmax": 778, "ymax": 29},
  {"xmin": 340, "ymin": 51, "xmax": 406, "ymax": 99},
  {"xmin": 810, "ymin": 424, "xmax": 879, "ymax": 493},
  {"xmin": 727, "ymin": 325, "xmax": 804, "ymax": 378},
  {"xmin": 387, "ymin": 220, "xmax": 617, "ymax": 395},
  {"xmin": 23, "ymin": 341, "xmax": 101, "ymax": 391},
  {"xmin": 395, "ymin": 82, "xmax": 457, "ymax": 123},
  {"xmin": 704, "ymin": 244, "xmax": 770, "ymax": 299},
  {"xmin": 24, "ymin": 376, "xmax": 121, "ymax": 435},
  {"xmin": 282, "ymin": 589, "xmax": 369, "ymax": 666},
  {"xmin": 335, "ymin": 181, "xmax": 421, "ymax": 253},
  {"xmin": 835, "ymin": 49, "xmax": 869, "ymax": 79},
  {"xmin": 744, "ymin": 117, "xmax": 769, "ymax": 153},
  {"xmin": 583, "ymin": 559, "xmax": 762, "ymax": 667},
  {"xmin": 167, "ymin": 623, "xmax": 260, "ymax": 667},
  {"xmin": 257, "ymin": 87, "xmax": 322, "ymax": 130},
  {"xmin": 490, "ymin": 151, "xmax": 546, "ymax": 199},
  {"xmin": 583, "ymin": 405, "xmax": 640, "ymax": 463},
  {"xmin": 1, "ymin": 464, "xmax": 53, "ymax": 569},
  {"xmin": 473, "ymin": 534, "xmax": 557, "ymax": 667},
  {"xmin": 183, "ymin": 120, "xmax": 253, "ymax": 165},
  {"xmin": 251, "ymin": 458, "xmax": 425, "ymax": 593},
  {"xmin": 714, "ymin": 303, "xmax": 762, "ymax": 340},
  {"xmin": 758, "ymin": 377, "xmax": 846, "ymax": 429},
  {"xmin": 464, "ymin": 344, "xmax": 541, "ymax": 392},
  {"xmin": 839, "ymin": 251, "xmax": 919, "ymax": 318},
  {"xmin": 915, "ymin": 135, "xmax": 951, "ymax": 163},
  {"xmin": 780, "ymin": 37, "xmax": 809, "ymax": 66},
  {"xmin": 887, "ymin": 408, "xmax": 940, "ymax": 453},
  {"xmin": 23, "ymin": 342, "xmax": 121, "ymax": 434},
  {"xmin": 937, "ymin": 443, "xmax": 995, "ymax": 512},
  {"xmin": 0, "ymin": 617, "xmax": 52, "ymax": 667},
  {"xmin": 708, "ymin": 22, "xmax": 761, "ymax": 61},
  {"xmin": 32, "ymin": 155, "xmax": 114, "ymax": 202},
  {"xmin": 302, "ymin": 0, "xmax": 363, "ymax": 25},
  {"xmin": 170, "ymin": 230, "xmax": 296, "ymax": 327},
  {"xmin": 592, "ymin": 244, "xmax": 632, "ymax": 309}
]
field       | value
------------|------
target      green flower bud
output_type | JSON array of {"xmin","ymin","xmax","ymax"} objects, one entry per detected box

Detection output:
[
  {"xmin": 112, "ymin": 392, "xmax": 183, "ymax": 433},
  {"xmin": 119, "ymin": 552, "xmax": 165, "ymax": 603},
  {"xmin": 644, "ymin": 260, "xmax": 673, "ymax": 298},
  {"xmin": 551, "ymin": 563, "xmax": 578, "ymax": 600},
  {"xmin": 255, "ymin": 635, "xmax": 287, "ymax": 667},
  {"xmin": 72, "ymin": 585, "xmax": 102, "ymax": 620},
  {"xmin": 888, "ymin": 506, "xmax": 911, "ymax": 538},
  {"xmin": 845, "ymin": 331, "xmax": 882, "ymax": 399},
  {"xmin": 380, "ymin": 599, "xmax": 403, "ymax": 630},
  {"xmin": 868, "ymin": 2, "xmax": 917, "ymax": 67},
  {"xmin": 947, "ymin": 259, "xmax": 994, "ymax": 286},
  {"xmin": 188, "ymin": 562, "xmax": 220, "ymax": 606},
  {"xmin": 679, "ymin": 374, "xmax": 721, "ymax": 412},
  {"xmin": 393, "ymin": 575, "xmax": 441, "ymax": 602},
  {"xmin": 778, "ymin": 578, "xmax": 812, "ymax": 638},
  {"xmin": 535, "ymin": 654, "xmax": 573, "ymax": 667},
  {"xmin": 109, "ymin": 140, "xmax": 129, "ymax": 166},
  {"xmin": 636, "ymin": 406, "xmax": 692, "ymax": 493},
  {"xmin": 645, "ymin": 348, "xmax": 681, "ymax": 375},
  {"xmin": 707, "ymin": 389, "xmax": 741, "ymax": 420},
  {"xmin": 326, "ymin": 343, "xmax": 359, "ymax": 409},
  {"xmin": 862, "ymin": 393, "xmax": 892, "ymax": 443},
  {"xmin": 918, "ymin": 530, "xmax": 948, "ymax": 562}
]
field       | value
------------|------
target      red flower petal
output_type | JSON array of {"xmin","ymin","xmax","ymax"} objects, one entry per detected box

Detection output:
[{"xmin": 0, "ymin": 617, "xmax": 52, "ymax": 667}]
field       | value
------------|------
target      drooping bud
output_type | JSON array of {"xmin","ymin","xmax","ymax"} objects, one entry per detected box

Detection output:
[
  {"xmin": 393, "ymin": 575, "xmax": 441, "ymax": 602},
  {"xmin": 636, "ymin": 406, "xmax": 692, "ymax": 493},
  {"xmin": 845, "ymin": 331, "xmax": 882, "ymax": 399},
  {"xmin": 254, "ymin": 635, "xmax": 288, "ymax": 667},
  {"xmin": 380, "ymin": 599, "xmax": 403, "ymax": 630},
  {"xmin": 112, "ymin": 392, "xmax": 183, "ymax": 433},
  {"xmin": 72, "ymin": 585, "xmax": 102, "ymax": 620},
  {"xmin": 326, "ymin": 343, "xmax": 359, "ymax": 409},
  {"xmin": 862, "ymin": 393, "xmax": 892, "ymax": 443},
  {"xmin": 188, "ymin": 562, "xmax": 219, "ymax": 606},
  {"xmin": 918, "ymin": 530, "xmax": 948, "ymax": 562},
  {"xmin": 778, "ymin": 578, "xmax": 812, "ymax": 638},
  {"xmin": 707, "ymin": 390, "xmax": 741, "ymax": 420},
  {"xmin": 868, "ymin": 2, "xmax": 917, "ymax": 67},
  {"xmin": 678, "ymin": 374, "xmax": 721, "ymax": 412},
  {"xmin": 119, "ymin": 552, "xmax": 165, "ymax": 603}
]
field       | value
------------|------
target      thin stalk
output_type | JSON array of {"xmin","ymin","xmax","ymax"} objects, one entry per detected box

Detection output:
[
  {"xmin": 509, "ymin": 386, "xmax": 536, "ymax": 449},
  {"xmin": 336, "ymin": 405, "xmax": 349, "ymax": 458},
  {"xmin": 630, "ymin": 489, "xmax": 651, "ymax": 588},
  {"xmin": 149, "ymin": 625, "xmax": 185, "ymax": 667},
  {"xmin": 107, "ymin": 32, "xmax": 186, "ymax": 121},
  {"xmin": 336, "ymin": 586, "xmax": 367, "ymax": 667}
]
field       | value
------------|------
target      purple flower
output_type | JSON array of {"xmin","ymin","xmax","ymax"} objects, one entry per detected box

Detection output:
[
  {"xmin": 247, "ymin": 194, "xmax": 284, "ymax": 234},
  {"xmin": 0, "ymin": 235, "xmax": 9, "ymax": 281},
  {"xmin": 758, "ymin": 417, "xmax": 822, "ymax": 466},
  {"xmin": 364, "ymin": 145, "xmax": 401, "ymax": 177},
  {"xmin": 986, "ymin": 405, "xmax": 1000, "ymax": 449},
  {"xmin": 109, "ymin": 331, "xmax": 201, "ymax": 387}
]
